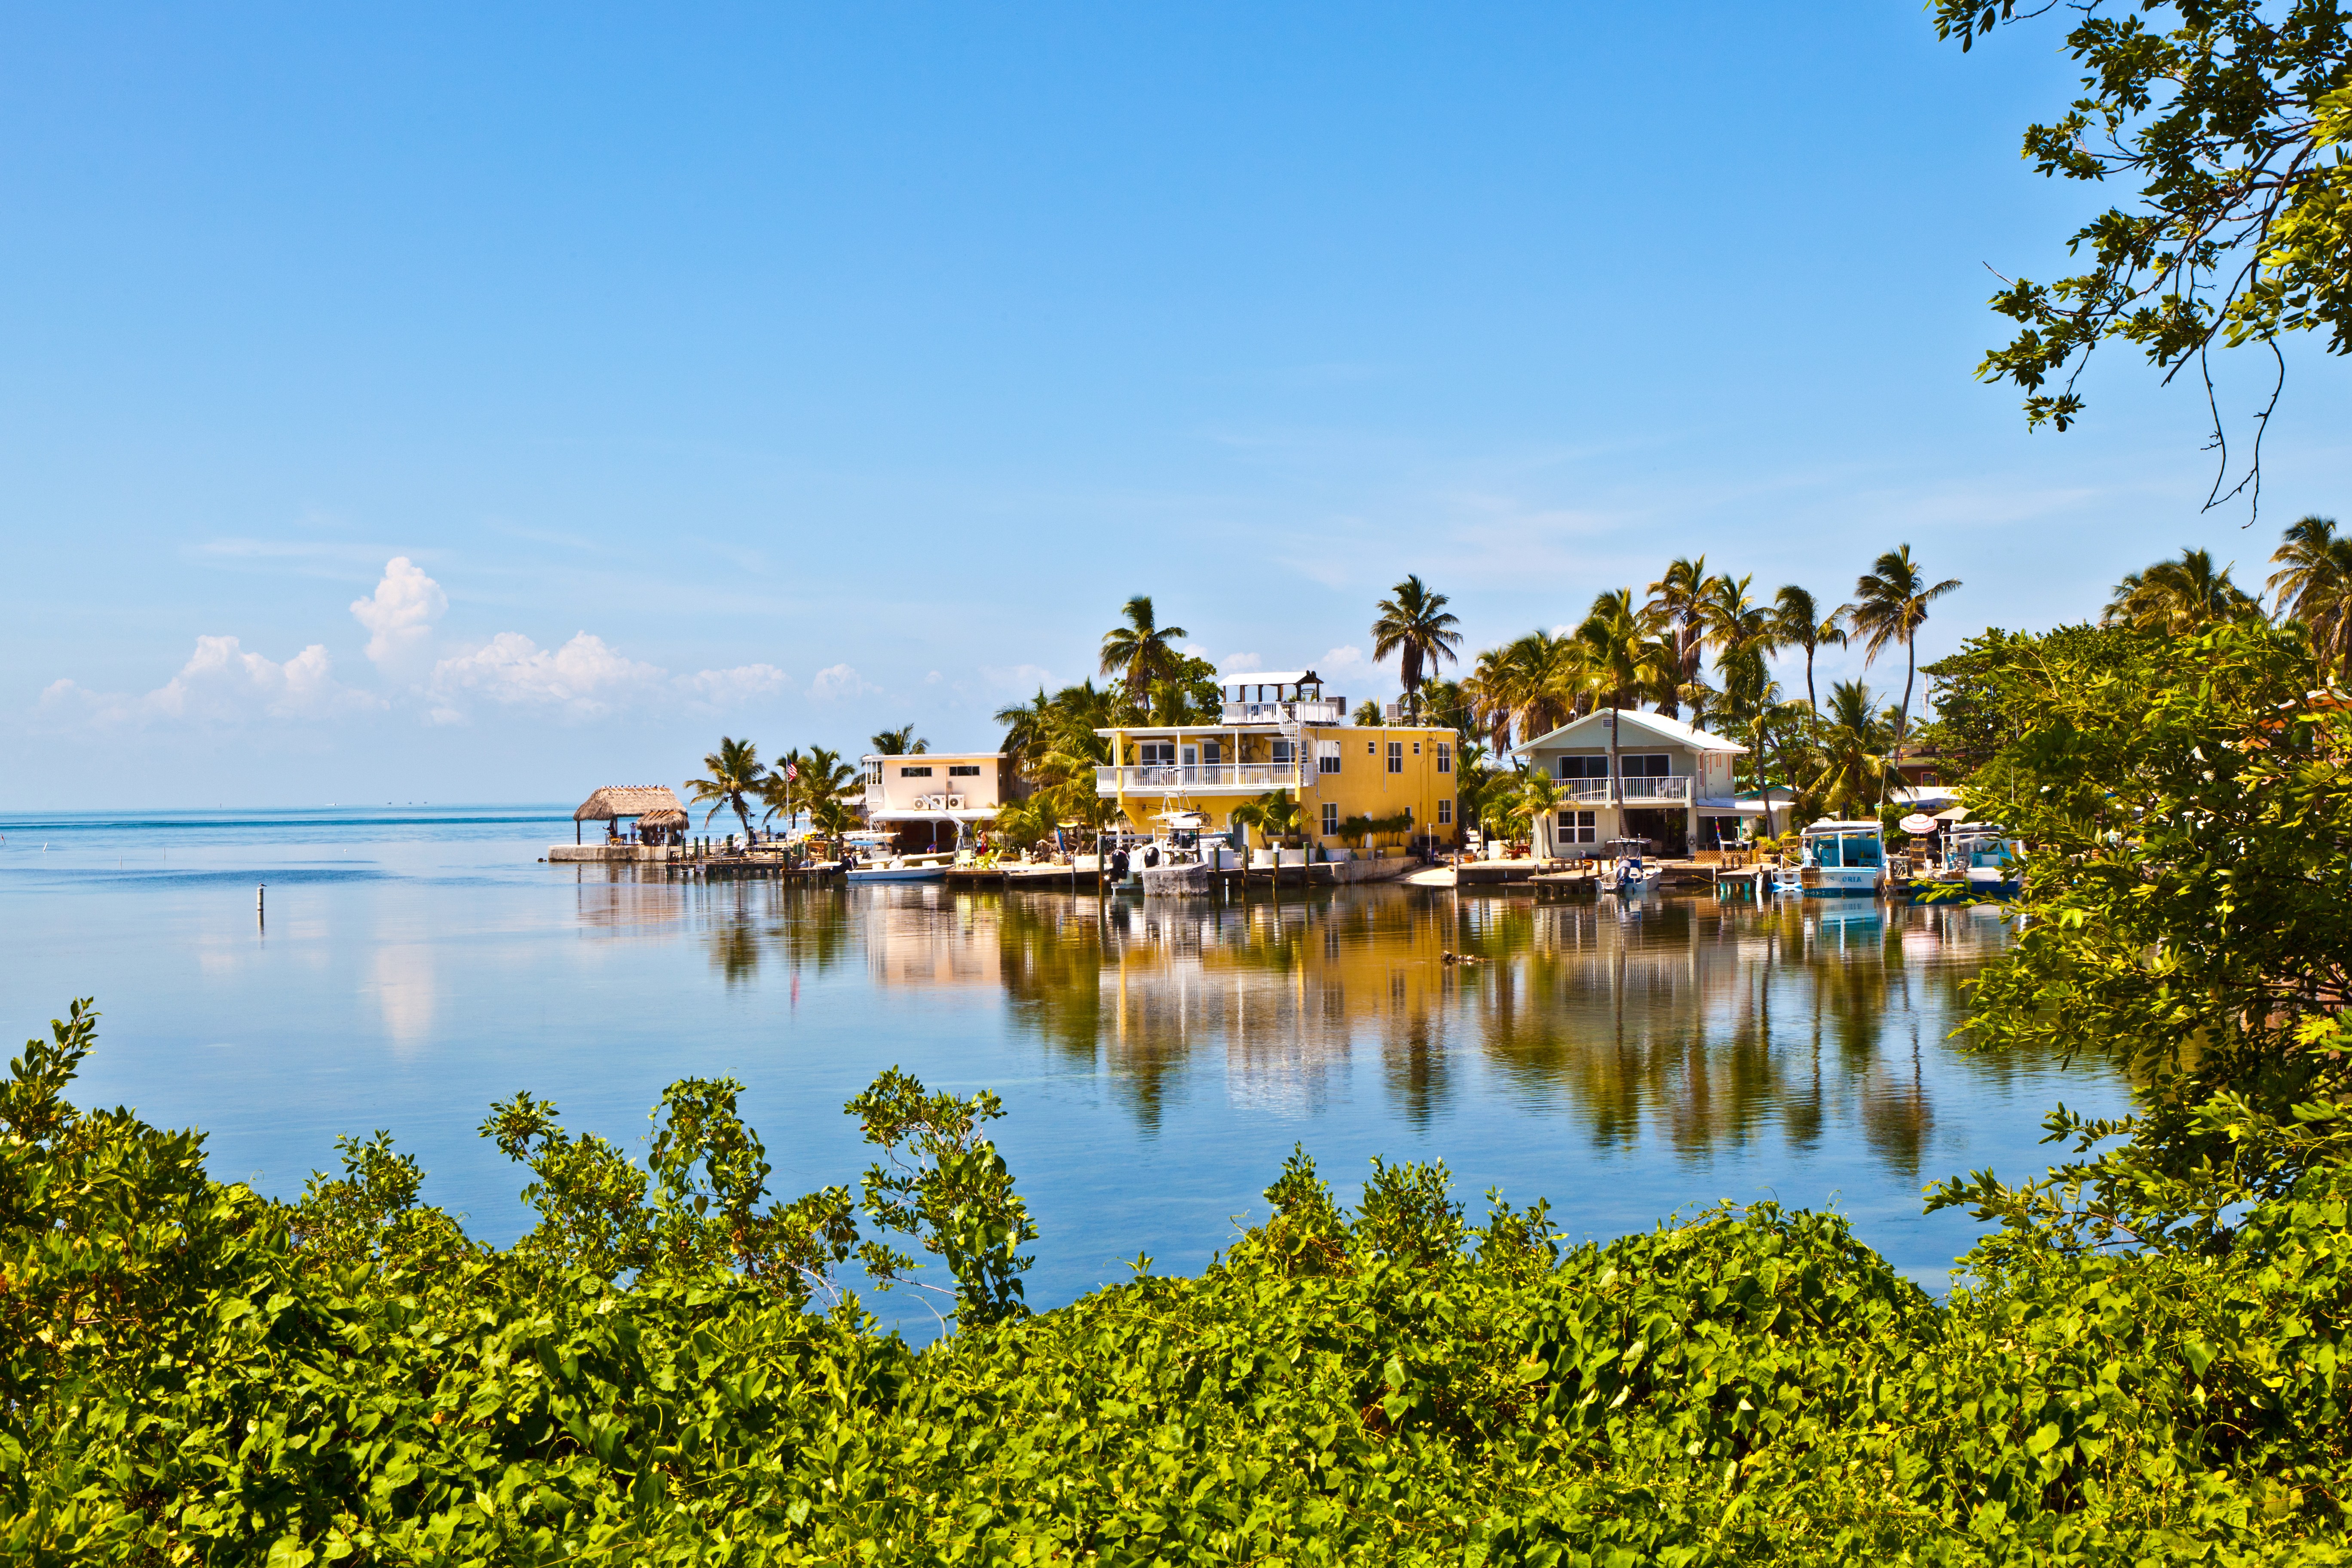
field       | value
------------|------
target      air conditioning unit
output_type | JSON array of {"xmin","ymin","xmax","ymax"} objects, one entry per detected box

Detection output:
[
  {"xmin": 1384, "ymin": 701, "xmax": 1405, "ymax": 721},
  {"xmin": 944, "ymin": 795, "xmax": 965, "ymax": 810}
]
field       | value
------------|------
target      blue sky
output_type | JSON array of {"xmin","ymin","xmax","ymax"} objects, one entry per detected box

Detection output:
[{"xmin": 6, "ymin": 3, "xmax": 2347, "ymax": 807}]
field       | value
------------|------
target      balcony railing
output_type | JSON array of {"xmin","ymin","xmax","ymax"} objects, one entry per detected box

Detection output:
[
  {"xmin": 1558, "ymin": 776, "xmax": 1694, "ymax": 805},
  {"xmin": 1095, "ymin": 763, "xmax": 1303, "ymax": 794},
  {"xmin": 1218, "ymin": 699, "xmax": 1343, "ymax": 725}
]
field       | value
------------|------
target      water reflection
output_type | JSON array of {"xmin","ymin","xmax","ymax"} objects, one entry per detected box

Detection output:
[{"xmin": 653, "ymin": 883, "xmax": 2047, "ymax": 1185}]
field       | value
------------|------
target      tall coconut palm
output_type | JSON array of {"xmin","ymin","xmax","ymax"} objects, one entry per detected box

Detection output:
[
  {"xmin": 1574, "ymin": 590, "xmax": 1675, "ymax": 811},
  {"xmin": 1370, "ymin": 574, "xmax": 1464, "ymax": 720},
  {"xmin": 798, "ymin": 746, "xmax": 858, "ymax": 817},
  {"xmin": 1462, "ymin": 646, "xmax": 1521, "ymax": 751},
  {"xmin": 1808, "ymin": 680, "xmax": 1892, "ymax": 819},
  {"xmin": 1099, "ymin": 595, "xmax": 1188, "ymax": 706},
  {"xmin": 1702, "ymin": 574, "xmax": 1780, "ymax": 723},
  {"xmin": 1645, "ymin": 557, "xmax": 1715, "ymax": 720},
  {"xmin": 870, "ymin": 725, "xmax": 928, "ymax": 756},
  {"xmin": 1415, "ymin": 676, "xmax": 1473, "ymax": 745},
  {"xmin": 2102, "ymin": 548, "xmax": 2260, "ymax": 635},
  {"xmin": 1843, "ymin": 546, "xmax": 1961, "ymax": 763},
  {"xmin": 685, "ymin": 737, "xmax": 764, "ymax": 839},
  {"xmin": 1770, "ymin": 585, "xmax": 1845, "ymax": 719},
  {"xmin": 2268, "ymin": 515, "xmax": 2352, "ymax": 674}
]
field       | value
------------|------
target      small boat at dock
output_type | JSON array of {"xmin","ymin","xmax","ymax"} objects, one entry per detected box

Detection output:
[{"xmin": 1773, "ymin": 820, "xmax": 1887, "ymax": 898}]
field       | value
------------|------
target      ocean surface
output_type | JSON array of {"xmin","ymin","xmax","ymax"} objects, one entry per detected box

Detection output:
[{"xmin": 0, "ymin": 805, "xmax": 2125, "ymax": 1333}]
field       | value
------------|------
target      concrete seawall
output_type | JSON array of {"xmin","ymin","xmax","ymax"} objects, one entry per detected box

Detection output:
[{"xmin": 548, "ymin": 845, "xmax": 674, "ymax": 864}]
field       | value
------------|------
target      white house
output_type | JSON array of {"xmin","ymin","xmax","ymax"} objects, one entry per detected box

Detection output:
[{"xmin": 1511, "ymin": 709, "xmax": 1749, "ymax": 858}]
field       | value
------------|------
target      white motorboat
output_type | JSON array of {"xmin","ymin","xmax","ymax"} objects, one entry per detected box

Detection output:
[
  {"xmin": 1773, "ymin": 819, "xmax": 1887, "ymax": 898},
  {"xmin": 846, "ymin": 853, "xmax": 952, "ymax": 884},
  {"xmin": 1602, "ymin": 837, "xmax": 1660, "ymax": 895}
]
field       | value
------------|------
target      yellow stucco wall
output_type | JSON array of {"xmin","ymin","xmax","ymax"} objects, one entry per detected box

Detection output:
[{"xmin": 1109, "ymin": 724, "xmax": 1460, "ymax": 843}]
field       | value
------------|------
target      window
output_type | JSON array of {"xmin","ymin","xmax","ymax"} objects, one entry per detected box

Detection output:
[
  {"xmin": 1318, "ymin": 739, "xmax": 1341, "ymax": 775},
  {"xmin": 1556, "ymin": 756, "xmax": 1609, "ymax": 779},
  {"xmin": 1619, "ymin": 753, "xmax": 1672, "ymax": 778},
  {"xmin": 899, "ymin": 765, "xmax": 934, "ymax": 778},
  {"xmin": 1437, "ymin": 798, "xmax": 1453, "ymax": 825},
  {"xmin": 1321, "ymin": 802, "xmax": 1339, "ymax": 836},
  {"xmin": 1200, "ymin": 741, "xmax": 1222, "ymax": 766},
  {"xmin": 1386, "ymin": 741, "xmax": 1403, "ymax": 774},
  {"xmin": 1412, "ymin": 741, "xmax": 1421, "ymax": 754},
  {"xmin": 1270, "ymin": 740, "xmax": 1295, "ymax": 764},
  {"xmin": 1556, "ymin": 810, "xmax": 1598, "ymax": 844},
  {"xmin": 1137, "ymin": 742, "xmax": 1175, "ymax": 767},
  {"xmin": 1436, "ymin": 742, "xmax": 1452, "ymax": 775},
  {"xmin": 948, "ymin": 764, "xmax": 981, "ymax": 777}
]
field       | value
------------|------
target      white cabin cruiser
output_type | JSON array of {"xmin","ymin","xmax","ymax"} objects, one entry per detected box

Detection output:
[
  {"xmin": 843, "ymin": 829, "xmax": 952, "ymax": 884},
  {"xmin": 1773, "ymin": 819, "xmax": 1887, "ymax": 898}
]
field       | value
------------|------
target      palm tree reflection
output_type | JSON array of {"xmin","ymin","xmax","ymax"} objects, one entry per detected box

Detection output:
[{"xmin": 673, "ymin": 878, "xmax": 2067, "ymax": 1185}]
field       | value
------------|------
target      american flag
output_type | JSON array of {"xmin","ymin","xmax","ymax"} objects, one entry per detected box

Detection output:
[{"xmin": 784, "ymin": 763, "xmax": 798, "ymax": 781}]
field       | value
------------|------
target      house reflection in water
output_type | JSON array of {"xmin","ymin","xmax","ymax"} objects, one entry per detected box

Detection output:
[{"xmin": 791, "ymin": 886, "xmax": 2024, "ymax": 1182}]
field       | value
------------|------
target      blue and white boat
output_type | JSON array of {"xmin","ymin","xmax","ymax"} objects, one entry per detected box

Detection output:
[{"xmin": 1773, "ymin": 819, "xmax": 1887, "ymax": 898}]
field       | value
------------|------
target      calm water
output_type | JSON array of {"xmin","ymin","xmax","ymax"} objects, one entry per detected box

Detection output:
[{"xmin": 0, "ymin": 806, "xmax": 2123, "ymax": 1328}]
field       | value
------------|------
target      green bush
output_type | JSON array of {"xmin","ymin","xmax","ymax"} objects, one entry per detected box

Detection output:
[{"xmin": 8, "ymin": 998, "xmax": 2352, "ymax": 1565}]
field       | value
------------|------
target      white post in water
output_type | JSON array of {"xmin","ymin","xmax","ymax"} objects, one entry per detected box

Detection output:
[{"xmin": 256, "ymin": 883, "xmax": 265, "ymax": 926}]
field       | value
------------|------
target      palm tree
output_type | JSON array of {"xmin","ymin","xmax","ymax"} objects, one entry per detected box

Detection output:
[
  {"xmin": 1510, "ymin": 771, "xmax": 1564, "ymax": 857},
  {"xmin": 1415, "ymin": 676, "xmax": 1473, "ymax": 744},
  {"xmin": 1645, "ymin": 557, "xmax": 1716, "ymax": 720},
  {"xmin": 1843, "ymin": 545, "xmax": 1961, "ymax": 765},
  {"xmin": 1574, "ymin": 590, "xmax": 1676, "ymax": 812},
  {"xmin": 1808, "ymin": 680, "xmax": 1893, "ymax": 818},
  {"xmin": 994, "ymin": 686, "xmax": 1054, "ymax": 780},
  {"xmin": 2268, "ymin": 515, "xmax": 2352, "ymax": 674},
  {"xmin": 1230, "ymin": 788, "xmax": 1301, "ymax": 847},
  {"xmin": 1370, "ymin": 575, "xmax": 1464, "ymax": 720},
  {"xmin": 870, "ymin": 725, "xmax": 928, "ymax": 755},
  {"xmin": 799, "ymin": 746, "xmax": 858, "ymax": 818},
  {"xmin": 1099, "ymin": 595, "xmax": 1188, "ymax": 706},
  {"xmin": 1770, "ymin": 585, "xmax": 1845, "ymax": 719},
  {"xmin": 756, "ymin": 747, "xmax": 806, "ymax": 831},
  {"xmin": 1702, "ymin": 574, "xmax": 1779, "ymax": 723},
  {"xmin": 685, "ymin": 737, "xmax": 764, "ymax": 840},
  {"xmin": 2102, "ymin": 548, "xmax": 2260, "ymax": 635},
  {"xmin": 1353, "ymin": 699, "xmax": 1386, "ymax": 727}
]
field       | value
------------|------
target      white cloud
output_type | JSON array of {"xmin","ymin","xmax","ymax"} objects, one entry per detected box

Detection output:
[
  {"xmin": 1314, "ymin": 644, "xmax": 1381, "ymax": 692},
  {"xmin": 430, "ymin": 631, "xmax": 666, "ymax": 721},
  {"xmin": 678, "ymin": 663, "xmax": 788, "ymax": 709},
  {"xmin": 349, "ymin": 557, "xmax": 447, "ymax": 669},
  {"xmin": 44, "ymin": 635, "xmax": 383, "ymax": 728},
  {"xmin": 924, "ymin": 670, "xmax": 943, "ymax": 684},
  {"xmin": 807, "ymin": 663, "xmax": 876, "ymax": 701},
  {"xmin": 1219, "ymin": 651, "xmax": 1265, "ymax": 674},
  {"xmin": 979, "ymin": 662, "xmax": 1055, "ymax": 692}
]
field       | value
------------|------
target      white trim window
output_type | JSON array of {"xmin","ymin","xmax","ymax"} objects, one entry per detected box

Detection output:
[
  {"xmin": 899, "ymin": 765, "xmax": 934, "ymax": 778},
  {"xmin": 1556, "ymin": 809, "xmax": 1598, "ymax": 844},
  {"xmin": 1618, "ymin": 753, "xmax": 1672, "ymax": 778},
  {"xmin": 1436, "ymin": 742, "xmax": 1452, "ymax": 774},
  {"xmin": 1556, "ymin": 756, "xmax": 1608, "ymax": 780},
  {"xmin": 1317, "ymin": 739, "xmax": 1342, "ymax": 775},
  {"xmin": 1437, "ymin": 798, "xmax": 1452, "ymax": 825},
  {"xmin": 1386, "ymin": 741, "xmax": 1404, "ymax": 774},
  {"xmin": 1320, "ymin": 802, "xmax": 1339, "ymax": 836}
]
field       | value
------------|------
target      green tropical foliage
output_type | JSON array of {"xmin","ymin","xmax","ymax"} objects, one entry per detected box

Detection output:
[
  {"xmin": 2269, "ymin": 514, "xmax": 2352, "ymax": 674},
  {"xmin": 1229, "ymin": 787, "xmax": 1301, "ymax": 847},
  {"xmin": 1937, "ymin": 0, "xmax": 2352, "ymax": 505},
  {"xmin": 2102, "ymin": 547, "xmax": 2260, "ymax": 634},
  {"xmin": 684, "ymin": 736, "xmax": 765, "ymax": 838},
  {"xmin": 1844, "ymin": 544, "xmax": 1961, "ymax": 759},
  {"xmin": 870, "ymin": 725, "xmax": 928, "ymax": 756},
  {"xmin": 1098, "ymin": 594, "xmax": 1188, "ymax": 706},
  {"xmin": 15, "ymin": 989, "xmax": 2352, "ymax": 1564},
  {"xmin": 1369, "ymin": 574, "xmax": 1463, "ymax": 716}
]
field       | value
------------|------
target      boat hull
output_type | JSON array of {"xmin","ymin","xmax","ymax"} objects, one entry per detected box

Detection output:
[{"xmin": 846, "ymin": 866, "xmax": 949, "ymax": 883}]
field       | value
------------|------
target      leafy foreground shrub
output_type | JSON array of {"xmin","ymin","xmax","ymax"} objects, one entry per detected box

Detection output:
[{"xmin": 8, "ymin": 1005, "xmax": 2352, "ymax": 1565}]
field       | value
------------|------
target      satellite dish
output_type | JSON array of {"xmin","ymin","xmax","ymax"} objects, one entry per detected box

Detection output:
[{"xmin": 1899, "ymin": 813, "xmax": 1939, "ymax": 836}]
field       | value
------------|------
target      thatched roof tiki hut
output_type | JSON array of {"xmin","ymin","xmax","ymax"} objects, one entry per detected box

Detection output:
[{"xmin": 573, "ymin": 785, "xmax": 688, "ymax": 845}]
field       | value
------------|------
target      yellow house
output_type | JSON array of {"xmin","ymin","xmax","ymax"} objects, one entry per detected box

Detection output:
[{"xmin": 1094, "ymin": 670, "xmax": 1459, "ymax": 848}]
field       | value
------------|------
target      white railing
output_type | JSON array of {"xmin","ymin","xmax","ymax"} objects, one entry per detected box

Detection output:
[
  {"xmin": 1557, "ymin": 776, "xmax": 1694, "ymax": 805},
  {"xmin": 1219, "ymin": 699, "xmax": 1343, "ymax": 725},
  {"xmin": 1094, "ymin": 764, "xmax": 1302, "ymax": 793}
]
